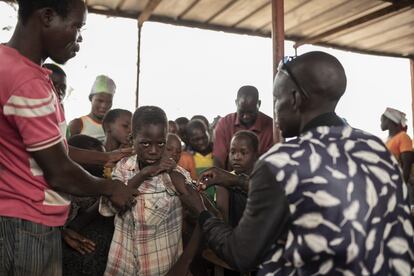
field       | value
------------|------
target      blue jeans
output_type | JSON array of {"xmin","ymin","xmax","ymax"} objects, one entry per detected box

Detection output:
[{"xmin": 0, "ymin": 216, "xmax": 62, "ymax": 276}]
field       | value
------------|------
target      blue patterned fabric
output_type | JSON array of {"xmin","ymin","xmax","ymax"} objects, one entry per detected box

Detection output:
[{"xmin": 259, "ymin": 126, "xmax": 414, "ymax": 275}]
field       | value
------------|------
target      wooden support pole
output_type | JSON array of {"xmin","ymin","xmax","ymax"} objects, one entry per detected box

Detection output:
[
  {"xmin": 135, "ymin": 25, "xmax": 142, "ymax": 108},
  {"xmin": 271, "ymin": 0, "xmax": 284, "ymax": 143},
  {"xmin": 410, "ymin": 59, "xmax": 414, "ymax": 137}
]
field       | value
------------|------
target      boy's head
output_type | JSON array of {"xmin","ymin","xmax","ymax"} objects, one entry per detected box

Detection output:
[
  {"xmin": 166, "ymin": 133, "xmax": 182, "ymax": 163},
  {"xmin": 17, "ymin": 0, "xmax": 87, "ymax": 64},
  {"xmin": 132, "ymin": 106, "xmax": 168, "ymax": 167},
  {"xmin": 43, "ymin": 63, "xmax": 67, "ymax": 103},
  {"xmin": 168, "ymin": 120, "xmax": 179, "ymax": 134},
  {"xmin": 175, "ymin": 117, "xmax": 189, "ymax": 144},
  {"xmin": 186, "ymin": 119, "xmax": 210, "ymax": 154},
  {"xmin": 191, "ymin": 115, "xmax": 209, "ymax": 130},
  {"xmin": 229, "ymin": 130, "xmax": 259, "ymax": 175},
  {"xmin": 67, "ymin": 134, "xmax": 105, "ymax": 177},
  {"xmin": 102, "ymin": 109, "xmax": 132, "ymax": 147},
  {"xmin": 89, "ymin": 75, "xmax": 116, "ymax": 119}
]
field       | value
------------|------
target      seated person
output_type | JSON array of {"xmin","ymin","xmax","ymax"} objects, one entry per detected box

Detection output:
[
  {"xmin": 63, "ymin": 135, "xmax": 115, "ymax": 276},
  {"xmin": 69, "ymin": 75, "xmax": 116, "ymax": 142}
]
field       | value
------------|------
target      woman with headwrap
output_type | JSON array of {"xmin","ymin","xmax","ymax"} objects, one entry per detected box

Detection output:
[{"xmin": 381, "ymin": 107, "xmax": 413, "ymax": 184}]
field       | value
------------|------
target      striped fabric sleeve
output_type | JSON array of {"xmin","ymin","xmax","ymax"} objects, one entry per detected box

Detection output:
[{"xmin": 3, "ymin": 79, "xmax": 63, "ymax": 152}]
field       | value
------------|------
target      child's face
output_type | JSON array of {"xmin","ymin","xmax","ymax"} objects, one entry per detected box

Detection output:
[
  {"xmin": 188, "ymin": 127, "xmax": 210, "ymax": 153},
  {"xmin": 229, "ymin": 136, "xmax": 257, "ymax": 175},
  {"xmin": 109, "ymin": 113, "xmax": 132, "ymax": 146},
  {"xmin": 165, "ymin": 136, "xmax": 182, "ymax": 163},
  {"xmin": 91, "ymin": 93, "xmax": 113, "ymax": 119},
  {"xmin": 133, "ymin": 123, "xmax": 167, "ymax": 167}
]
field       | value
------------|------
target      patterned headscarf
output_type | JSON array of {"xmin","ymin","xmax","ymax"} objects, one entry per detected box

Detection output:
[
  {"xmin": 89, "ymin": 75, "xmax": 116, "ymax": 100},
  {"xmin": 383, "ymin": 107, "xmax": 407, "ymax": 127}
]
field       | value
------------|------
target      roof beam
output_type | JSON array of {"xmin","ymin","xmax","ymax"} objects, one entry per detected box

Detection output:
[
  {"xmin": 138, "ymin": 0, "xmax": 163, "ymax": 27},
  {"xmin": 232, "ymin": 2, "xmax": 270, "ymax": 28},
  {"xmin": 178, "ymin": 0, "xmax": 201, "ymax": 19},
  {"xmin": 294, "ymin": 0, "xmax": 414, "ymax": 48},
  {"xmin": 205, "ymin": 0, "xmax": 238, "ymax": 24}
]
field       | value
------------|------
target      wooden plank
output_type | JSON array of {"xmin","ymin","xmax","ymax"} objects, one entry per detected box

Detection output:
[
  {"xmin": 178, "ymin": 0, "xmax": 202, "ymax": 19},
  {"xmin": 237, "ymin": 2, "xmax": 271, "ymax": 30},
  {"xmin": 119, "ymin": 0, "xmax": 149, "ymax": 12},
  {"xmin": 205, "ymin": 0, "xmax": 238, "ymax": 23},
  {"xmin": 154, "ymin": 0, "xmax": 194, "ymax": 18},
  {"xmin": 210, "ymin": 0, "xmax": 270, "ymax": 26},
  {"xmin": 285, "ymin": 0, "xmax": 347, "ymax": 32},
  {"xmin": 357, "ymin": 21, "xmax": 414, "ymax": 49},
  {"xmin": 138, "ymin": 0, "xmax": 162, "ymax": 26},
  {"xmin": 375, "ymin": 35, "xmax": 414, "ymax": 52},
  {"xmin": 181, "ymin": 0, "xmax": 234, "ymax": 22},
  {"xmin": 289, "ymin": 0, "xmax": 388, "ymax": 37},
  {"xmin": 327, "ymin": 8, "xmax": 414, "ymax": 46},
  {"xmin": 294, "ymin": 0, "xmax": 414, "ymax": 48},
  {"xmin": 232, "ymin": 2, "xmax": 270, "ymax": 28}
]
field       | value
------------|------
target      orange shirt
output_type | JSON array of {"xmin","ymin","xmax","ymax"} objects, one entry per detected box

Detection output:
[
  {"xmin": 178, "ymin": 151, "xmax": 197, "ymax": 180},
  {"xmin": 385, "ymin": 131, "xmax": 412, "ymax": 161}
]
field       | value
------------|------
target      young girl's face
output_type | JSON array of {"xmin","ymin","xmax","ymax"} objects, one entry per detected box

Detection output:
[
  {"xmin": 229, "ymin": 136, "xmax": 257, "ymax": 175},
  {"xmin": 109, "ymin": 113, "xmax": 132, "ymax": 147},
  {"xmin": 134, "ymin": 123, "xmax": 167, "ymax": 167},
  {"xmin": 165, "ymin": 136, "xmax": 182, "ymax": 163}
]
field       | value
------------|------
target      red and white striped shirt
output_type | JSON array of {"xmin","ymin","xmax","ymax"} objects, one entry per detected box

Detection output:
[{"xmin": 0, "ymin": 45, "xmax": 70, "ymax": 227}]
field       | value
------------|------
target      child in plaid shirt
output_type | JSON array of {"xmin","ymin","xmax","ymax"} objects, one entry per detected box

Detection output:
[{"xmin": 100, "ymin": 106, "xmax": 191, "ymax": 275}]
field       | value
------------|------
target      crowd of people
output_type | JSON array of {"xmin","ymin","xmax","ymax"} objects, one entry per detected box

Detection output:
[{"xmin": 1, "ymin": 0, "xmax": 414, "ymax": 275}]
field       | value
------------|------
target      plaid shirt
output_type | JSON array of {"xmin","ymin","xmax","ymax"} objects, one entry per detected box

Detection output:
[{"xmin": 100, "ymin": 155, "xmax": 190, "ymax": 275}]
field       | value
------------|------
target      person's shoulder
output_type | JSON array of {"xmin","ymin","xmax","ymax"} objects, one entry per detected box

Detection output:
[
  {"xmin": 115, "ymin": 154, "xmax": 137, "ymax": 171},
  {"xmin": 218, "ymin": 112, "xmax": 237, "ymax": 125},
  {"xmin": 258, "ymin": 112, "xmax": 274, "ymax": 126},
  {"xmin": 0, "ymin": 46, "xmax": 47, "ymax": 95}
]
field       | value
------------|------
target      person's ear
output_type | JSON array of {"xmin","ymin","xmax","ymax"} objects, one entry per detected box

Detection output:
[
  {"xmin": 291, "ymin": 89, "xmax": 303, "ymax": 111},
  {"xmin": 257, "ymin": 100, "xmax": 261, "ymax": 109},
  {"xmin": 38, "ymin": 8, "xmax": 55, "ymax": 28}
]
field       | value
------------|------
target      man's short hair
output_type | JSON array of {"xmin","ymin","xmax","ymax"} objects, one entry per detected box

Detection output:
[
  {"xmin": 43, "ymin": 63, "xmax": 66, "ymax": 76},
  {"xmin": 132, "ymin": 106, "xmax": 167, "ymax": 138},
  {"xmin": 17, "ymin": 0, "xmax": 77, "ymax": 24},
  {"xmin": 236, "ymin": 85, "xmax": 259, "ymax": 102}
]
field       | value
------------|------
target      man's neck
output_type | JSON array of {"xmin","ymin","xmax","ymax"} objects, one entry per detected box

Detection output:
[
  {"xmin": 88, "ymin": 113, "xmax": 103, "ymax": 124},
  {"xmin": 7, "ymin": 24, "xmax": 43, "ymax": 65}
]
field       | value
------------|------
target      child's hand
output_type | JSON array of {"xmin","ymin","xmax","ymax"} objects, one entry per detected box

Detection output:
[
  {"xmin": 62, "ymin": 228, "xmax": 96, "ymax": 255},
  {"xmin": 143, "ymin": 157, "xmax": 177, "ymax": 177}
]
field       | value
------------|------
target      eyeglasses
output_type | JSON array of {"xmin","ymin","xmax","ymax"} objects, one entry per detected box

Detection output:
[{"xmin": 277, "ymin": 56, "xmax": 309, "ymax": 99}]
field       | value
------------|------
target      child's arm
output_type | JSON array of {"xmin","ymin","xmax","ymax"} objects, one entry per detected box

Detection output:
[
  {"xmin": 67, "ymin": 200, "xmax": 100, "ymax": 232},
  {"xmin": 216, "ymin": 186, "xmax": 229, "ymax": 222},
  {"xmin": 170, "ymin": 171, "xmax": 222, "ymax": 218},
  {"xmin": 128, "ymin": 157, "xmax": 177, "ymax": 190}
]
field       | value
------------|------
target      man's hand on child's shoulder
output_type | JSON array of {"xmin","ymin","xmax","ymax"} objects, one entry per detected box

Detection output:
[{"xmin": 105, "ymin": 147, "xmax": 135, "ymax": 168}]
